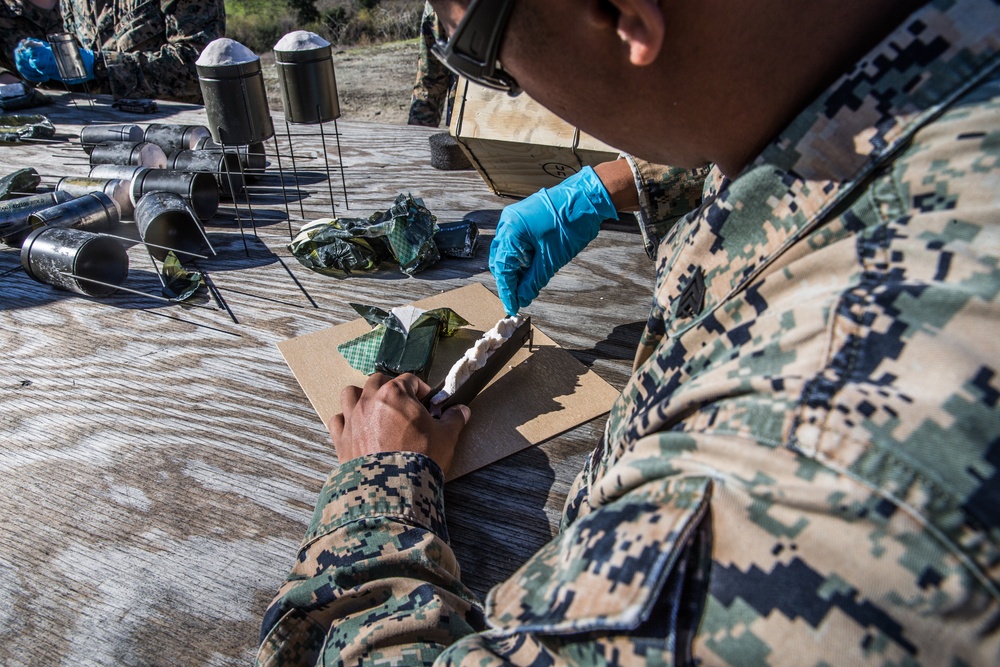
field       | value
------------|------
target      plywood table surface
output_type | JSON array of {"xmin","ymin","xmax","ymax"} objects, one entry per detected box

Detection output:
[{"xmin": 0, "ymin": 91, "xmax": 656, "ymax": 666}]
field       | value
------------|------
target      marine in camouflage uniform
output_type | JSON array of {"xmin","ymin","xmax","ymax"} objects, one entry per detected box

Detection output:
[
  {"xmin": 0, "ymin": 0, "xmax": 61, "ymax": 80},
  {"xmin": 257, "ymin": 0, "xmax": 1000, "ymax": 664},
  {"xmin": 407, "ymin": 2, "xmax": 455, "ymax": 128},
  {"xmin": 60, "ymin": 0, "xmax": 225, "ymax": 103}
]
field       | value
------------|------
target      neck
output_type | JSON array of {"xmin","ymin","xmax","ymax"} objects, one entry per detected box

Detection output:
[{"xmin": 683, "ymin": 0, "xmax": 918, "ymax": 176}]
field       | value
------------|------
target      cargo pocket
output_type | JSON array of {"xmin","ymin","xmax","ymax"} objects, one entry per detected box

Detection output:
[
  {"xmin": 114, "ymin": 0, "xmax": 165, "ymax": 52},
  {"xmin": 485, "ymin": 475, "xmax": 713, "ymax": 636}
]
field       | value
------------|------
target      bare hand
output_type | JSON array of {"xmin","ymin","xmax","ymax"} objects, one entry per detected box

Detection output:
[{"xmin": 329, "ymin": 373, "xmax": 471, "ymax": 476}]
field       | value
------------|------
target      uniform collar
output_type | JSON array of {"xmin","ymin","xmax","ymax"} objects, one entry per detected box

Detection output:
[{"xmin": 656, "ymin": 0, "xmax": 1000, "ymax": 335}]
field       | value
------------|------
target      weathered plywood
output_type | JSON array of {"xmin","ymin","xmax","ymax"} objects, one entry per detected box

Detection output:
[
  {"xmin": 450, "ymin": 78, "xmax": 621, "ymax": 198},
  {"xmin": 0, "ymin": 90, "xmax": 656, "ymax": 664}
]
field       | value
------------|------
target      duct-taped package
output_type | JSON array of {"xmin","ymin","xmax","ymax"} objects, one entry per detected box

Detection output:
[{"xmin": 288, "ymin": 193, "xmax": 440, "ymax": 277}]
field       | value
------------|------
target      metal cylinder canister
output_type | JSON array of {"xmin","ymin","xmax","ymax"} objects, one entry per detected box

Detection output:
[
  {"xmin": 274, "ymin": 42, "xmax": 340, "ymax": 125},
  {"xmin": 194, "ymin": 138, "xmax": 267, "ymax": 183},
  {"xmin": 134, "ymin": 191, "xmax": 207, "ymax": 261},
  {"xmin": 46, "ymin": 32, "xmax": 89, "ymax": 84},
  {"xmin": 88, "ymin": 164, "xmax": 149, "ymax": 185},
  {"xmin": 129, "ymin": 169, "xmax": 219, "ymax": 221},
  {"xmin": 79, "ymin": 125, "xmax": 144, "ymax": 154},
  {"xmin": 21, "ymin": 226, "xmax": 128, "ymax": 296},
  {"xmin": 27, "ymin": 191, "xmax": 120, "ymax": 234},
  {"xmin": 166, "ymin": 149, "xmax": 245, "ymax": 198},
  {"xmin": 55, "ymin": 177, "xmax": 133, "ymax": 220},
  {"xmin": 0, "ymin": 191, "xmax": 75, "ymax": 245},
  {"xmin": 89, "ymin": 142, "xmax": 168, "ymax": 169},
  {"xmin": 143, "ymin": 124, "xmax": 212, "ymax": 154},
  {"xmin": 196, "ymin": 58, "xmax": 274, "ymax": 146}
]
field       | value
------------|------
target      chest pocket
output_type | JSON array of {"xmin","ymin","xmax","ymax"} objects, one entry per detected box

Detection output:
[
  {"xmin": 485, "ymin": 476, "xmax": 712, "ymax": 636},
  {"xmin": 114, "ymin": 0, "xmax": 166, "ymax": 53}
]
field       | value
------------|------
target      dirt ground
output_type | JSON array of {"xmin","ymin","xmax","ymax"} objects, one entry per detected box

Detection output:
[{"xmin": 260, "ymin": 39, "xmax": 430, "ymax": 127}]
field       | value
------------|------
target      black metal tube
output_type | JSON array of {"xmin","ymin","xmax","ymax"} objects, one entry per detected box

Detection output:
[
  {"xmin": 274, "ymin": 42, "xmax": 340, "ymax": 125},
  {"xmin": 129, "ymin": 169, "xmax": 219, "ymax": 221},
  {"xmin": 47, "ymin": 32, "xmax": 89, "ymax": 84},
  {"xmin": 134, "ymin": 191, "xmax": 209, "ymax": 261},
  {"xmin": 55, "ymin": 177, "xmax": 133, "ymax": 220},
  {"xmin": 0, "ymin": 191, "xmax": 75, "ymax": 244},
  {"xmin": 143, "ymin": 124, "xmax": 212, "ymax": 154},
  {"xmin": 26, "ymin": 191, "xmax": 120, "ymax": 233},
  {"xmin": 21, "ymin": 226, "xmax": 128, "ymax": 296},
  {"xmin": 166, "ymin": 149, "xmax": 245, "ymax": 198},
  {"xmin": 79, "ymin": 124, "xmax": 144, "ymax": 154},
  {"xmin": 196, "ymin": 58, "xmax": 275, "ymax": 145},
  {"xmin": 89, "ymin": 141, "xmax": 167, "ymax": 169}
]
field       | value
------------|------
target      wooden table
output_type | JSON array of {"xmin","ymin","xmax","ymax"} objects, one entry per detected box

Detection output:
[{"xmin": 0, "ymin": 92, "xmax": 656, "ymax": 665}]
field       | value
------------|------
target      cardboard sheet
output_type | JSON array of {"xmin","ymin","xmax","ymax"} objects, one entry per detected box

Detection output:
[{"xmin": 277, "ymin": 282, "xmax": 621, "ymax": 479}]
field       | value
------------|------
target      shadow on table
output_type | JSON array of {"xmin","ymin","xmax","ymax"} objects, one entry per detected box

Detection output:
[
  {"xmin": 568, "ymin": 320, "xmax": 647, "ymax": 367},
  {"xmin": 446, "ymin": 445, "xmax": 558, "ymax": 601}
]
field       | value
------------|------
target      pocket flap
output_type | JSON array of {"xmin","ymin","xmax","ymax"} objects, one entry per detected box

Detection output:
[{"xmin": 485, "ymin": 475, "xmax": 712, "ymax": 635}]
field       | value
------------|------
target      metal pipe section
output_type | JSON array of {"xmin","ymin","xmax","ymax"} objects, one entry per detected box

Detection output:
[
  {"xmin": 273, "ymin": 42, "xmax": 341, "ymax": 125},
  {"xmin": 166, "ymin": 149, "xmax": 245, "ymax": 197},
  {"xmin": 0, "ymin": 191, "xmax": 76, "ymax": 246},
  {"xmin": 46, "ymin": 32, "xmax": 89, "ymax": 85},
  {"xmin": 89, "ymin": 141, "xmax": 167, "ymax": 169},
  {"xmin": 79, "ymin": 125, "xmax": 144, "ymax": 154},
  {"xmin": 129, "ymin": 169, "xmax": 219, "ymax": 221},
  {"xmin": 196, "ymin": 58, "xmax": 274, "ymax": 146},
  {"xmin": 193, "ymin": 138, "xmax": 266, "ymax": 183},
  {"xmin": 21, "ymin": 226, "xmax": 129, "ymax": 296},
  {"xmin": 26, "ymin": 191, "xmax": 120, "ymax": 234},
  {"xmin": 55, "ymin": 177, "xmax": 133, "ymax": 220},
  {"xmin": 134, "ymin": 191, "xmax": 208, "ymax": 261},
  {"xmin": 143, "ymin": 124, "xmax": 212, "ymax": 154},
  {"xmin": 88, "ymin": 164, "xmax": 149, "ymax": 185}
]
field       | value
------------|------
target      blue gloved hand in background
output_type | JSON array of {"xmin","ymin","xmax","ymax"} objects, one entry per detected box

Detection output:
[
  {"xmin": 489, "ymin": 166, "xmax": 618, "ymax": 315},
  {"xmin": 15, "ymin": 38, "xmax": 95, "ymax": 84}
]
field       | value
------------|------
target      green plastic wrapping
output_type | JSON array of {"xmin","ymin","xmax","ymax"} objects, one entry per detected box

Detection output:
[
  {"xmin": 288, "ymin": 193, "xmax": 441, "ymax": 277},
  {"xmin": 0, "ymin": 114, "xmax": 55, "ymax": 142},
  {"xmin": 160, "ymin": 251, "xmax": 204, "ymax": 301},
  {"xmin": 339, "ymin": 303, "xmax": 470, "ymax": 379},
  {"xmin": 0, "ymin": 168, "xmax": 40, "ymax": 200}
]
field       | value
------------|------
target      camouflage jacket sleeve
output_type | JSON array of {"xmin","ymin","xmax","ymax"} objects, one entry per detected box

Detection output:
[
  {"xmin": 256, "ymin": 452, "xmax": 486, "ymax": 666},
  {"xmin": 623, "ymin": 154, "xmax": 711, "ymax": 259},
  {"xmin": 61, "ymin": 0, "xmax": 225, "ymax": 103},
  {"xmin": 408, "ymin": 3, "xmax": 454, "ymax": 127}
]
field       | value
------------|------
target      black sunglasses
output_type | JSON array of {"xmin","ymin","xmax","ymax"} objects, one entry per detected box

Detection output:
[{"xmin": 431, "ymin": 0, "xmax": 520, "ymax": 96}]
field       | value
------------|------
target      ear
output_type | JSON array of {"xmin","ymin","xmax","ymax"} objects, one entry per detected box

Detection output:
[{"xmin": 607, "ymin": 0, "xmax": 665, "ymax": 66}]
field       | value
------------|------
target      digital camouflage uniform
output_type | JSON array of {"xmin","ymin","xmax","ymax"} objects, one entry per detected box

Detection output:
[
  {"xmin": 0, "ymin": 1, "xmax": 61, "ymax": 79},
  {"xmin": 407, "ymin": 2, "xmax": 455, "ymax": 128},
  {"xmin": 258, "ymin": 0, "xmax": 1000, "ymax": 664},
  {"xmin": 60, "ymin": 0, "xmax": 225, "ymax": 103},
  {"xmin": 625, "ymin": 156, "xmax": 711, "ymax": 260}
]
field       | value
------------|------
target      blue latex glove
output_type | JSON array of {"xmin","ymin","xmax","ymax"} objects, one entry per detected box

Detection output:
[
  {"xmin": 489, "ymin": 166, "xmax": 618, "ymax": 315},
  {"xmin": 15, "ymin": 38, "xmax": 95, "ymax": 84}
]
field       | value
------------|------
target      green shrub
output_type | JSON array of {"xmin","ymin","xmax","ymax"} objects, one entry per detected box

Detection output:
[{"xmin": 225, "ymin": 0, "xmax": 423, "ymax": 51}]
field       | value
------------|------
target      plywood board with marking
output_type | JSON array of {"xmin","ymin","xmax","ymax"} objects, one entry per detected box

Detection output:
[
  {"xmin": 450, "ymin": 78, "xmax": 621, "ymax": 198},
  {"xmin": 277, "ymin": 282, "xmax": 621, "ymax": 479}
]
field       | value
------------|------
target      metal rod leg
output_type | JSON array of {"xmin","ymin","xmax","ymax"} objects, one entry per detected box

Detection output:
[
  {"xmin": 230, "ymin": 142, "xmax": 258, "ymax": 240},
  {"xmin": 285, "ymin": 120, "xmax": 306, "ymax": 219},
  {"xmin": 218, "ymin": 127, "xmax": 249, "ymax": 256},
  {"xmin": 333, "ymin": 118, "xmax": 349, "ymax": 210},
  {"xmin": 318, "ymin": 116, "xmax": 337, "ymax": 218},
  {"xmin": 270, "ymin": 135, "xmax": 293, "ymax": 239}
]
